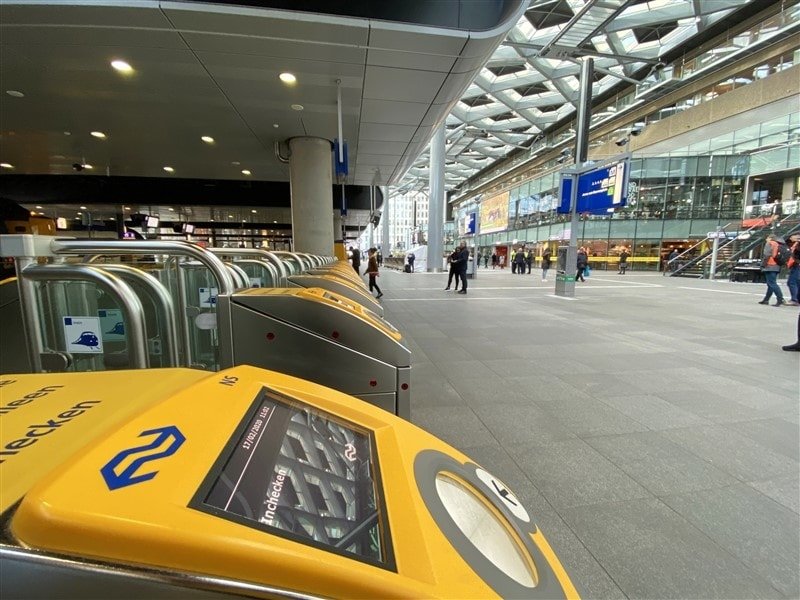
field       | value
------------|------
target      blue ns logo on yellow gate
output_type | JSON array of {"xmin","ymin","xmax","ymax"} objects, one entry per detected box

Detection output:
[{"xmin": 100, "ymin": 426, "xmax": 186, "ymax": 490}]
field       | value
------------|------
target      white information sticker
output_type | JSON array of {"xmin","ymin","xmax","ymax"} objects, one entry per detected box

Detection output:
[
  {"xmin": 199, "ymin": 287, "xmax": 219, "ymax": 308},
  {"xmin": 63, "ymin": 316, "xmax": 103, "ymax": 354},
  {"xmin": 98, "ymin": 309, "xmax": 125, "ymax": 341}
]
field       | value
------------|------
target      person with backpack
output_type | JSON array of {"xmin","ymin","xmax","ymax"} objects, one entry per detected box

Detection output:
[
  {"xmin": 785, "ymin": 233, "xmax": 800, "ymax": 306},
  {"xmin": 758, "ymin": 234, "xmax": 787, "ymax": 307}
]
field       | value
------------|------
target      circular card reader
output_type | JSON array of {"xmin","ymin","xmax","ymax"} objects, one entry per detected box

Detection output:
[{"xmin": 415, "ymin": 450, "xmax": 576, "ymax": 599}]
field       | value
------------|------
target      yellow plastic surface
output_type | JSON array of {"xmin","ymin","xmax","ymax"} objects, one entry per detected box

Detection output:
[
  {"xmin": 0, "ymin": 369, "xmax": 208, "ymax": 513},
  {"xmin": 8, "ymin": 365, "xmax": 576, "ymax": 598}
]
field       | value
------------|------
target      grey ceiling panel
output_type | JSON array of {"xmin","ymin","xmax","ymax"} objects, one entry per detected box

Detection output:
[
  {"xmin": 161, "ymin": 2, "xmax": 369, "ymax": 46},
  {"xmin": 433, "ymin": 71, "xmax": 478, "ymax": 104},
  {"xmin": 354, "ymin": 154, "xmax": 402, "ymax": 166},
  {"xmin": 360, "ymin": 99, "xmax": 431, "ymax": 126},
  {"xmin": 181, "ymin": 33, "xmax": 367, "ymax": 64},
  {"xmin": 362, "ymin": 66, "xmax": 448, "ymax": 104},
  {"xmin": 366, "ymin": 49, "xmax": 458, "ymax": 72},
  {"xmin": 368, "ymin": 21, "xmax": 468, "ymax": 55},
  {"xmin": 0, "ymin": 26, "xmax": 185, "ymax": 49},
  {"xmin": 359, "ymin": 123, "xmax": 418, "ymax": 143},
  {"xmin": 452, "ymin": 54, "xmax": 494, "ymax": 74},
  {"xmin": 356, "ymin": 140, "xmax": 410, "ymax": 156},
  {"xmin": 0, "ymin": 2, "xmax": 170, "ymax": 27}
]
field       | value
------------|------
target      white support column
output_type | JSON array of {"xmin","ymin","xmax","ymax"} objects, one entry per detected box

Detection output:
[
  {"xmin": 427, "ymin": 124, "xmax": 446, "ymax": 272},
  {"xmin": 289, "ymin": 137, "xmax": 334, "ymax": 256}
]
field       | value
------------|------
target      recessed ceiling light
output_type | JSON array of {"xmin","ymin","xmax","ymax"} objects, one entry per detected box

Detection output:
[
  {"xmin": 228, "ymin": 214, "xmax": 233, "ymax": 218},
  {"xmin": 241, "ymin": 169, "xmax": 251, "ymax": 176},
  {"xmin": 83, "ymin": 164, "xmax": 93, "ymax": 170},
  {"xmin": 279, "ymin": 72, "xmax": 297, "ymax": 84},
  {"xmin": 63, "ymin": 131, "xmax": 71, "ymax": 136},
  {"xmin": 291, "ymin": 104, "xmax": 304, "ymax": 111},
  {"xmin": 231, "ymin": 161, "xmax": 240, "ymax": 166},
  {"xmin": 36, "ymin": 205, "xmax": 43, "ymax": 209},
  {"xmin": 0, "ymin": 163, "xmax": 14, "ymax": 169},
  {"xmin": 6, "ymin": 90, "xmax": 24, "ymax": 98},
  {"xmin": 111, "ymin": 60, "xmax": 134, "ymax": 73},
  {"xmin": 80, "ymin": 206, "xmax": 87, "ymax": 210},
  {"xmin": 124, "ymin": 206, "xmax": 131, "ymax": 210},
  {"xmin": 273, "ymin": 220, "xmax": 277, "ymax": 223},
  {"xmin": 90, "ymin": 131, "xmax": 106, "ymax": 139},
  {"xmin": 168, "ymin": 207, "xmax": 175, "ymax": 211},
  {"xmin": 163, "ymin": 166, "xmax": 174, "ymax": 173},
  {"xmin": 77, "ymin": 212, "xmax": 82, "ymax": 215},
  {"xmin": 210, "ymin": 218, "xmax": 215, "ymax": 222},
  {"xmin": 273, "ymin": 123, "xmax": 279, "ymax": 128},
  {"xmin": 201, "ymin": 136, "xmax": 215, "ymax": 144},
  {"xmin": 251, "ymin": 209, "xmax": 257, "ymax": 214}
]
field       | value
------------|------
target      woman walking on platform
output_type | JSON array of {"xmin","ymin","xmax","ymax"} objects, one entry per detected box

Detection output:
[{"xmin": 364, "ymin": 247, "xmax": 383, "ymax": 299}]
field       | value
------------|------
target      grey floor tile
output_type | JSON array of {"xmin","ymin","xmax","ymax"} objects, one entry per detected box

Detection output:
[
  {"xmin": 561, "ymin": 498, "xmax": 782, "ymax": 599},
  {"xmin": 749, "ymin": 471, "xmax": 800, "ymax": 514},
  {"xmin": 539, "ymin": 396, "xmax": 650, "ymax": 438},
  {"xmin": 559, "ymin": 372, "xmax": 648, "ymax": 399},
  {"xmin": 662, "ymin": 425, "xmax": 799, "ymax": 482},
  {"xmin": 410, "ymin": 405, "xmax": 498, "ymax": 450},
  {"xmin": 411, "ymin": 379, "xmax": 467, "ymax": 408},
  {"xmin": 507, "ymin": 374, "xmax": 595, "ymax": 403},
  {"xmin": 473, "ymin": 402, "xmax": 578, "ymax": 446},
  {"xmin": 724, "ymin": 418, "xmax": 800, "ymax": 462},
  {"xmin": 585, "ymin": 432, "xmax": 739, "ymax": 496},
  {"xmin": 432, "ymin": 359, "xmax": 498, "ymax": 381},
  {"xmin": 659, "ymin": 390, "xmax": 769, "ymax": 424},
  {"xmin": 508, "ymin": 438, "xmax": 651, "ymax": 510},
  {"xmin": 596, "ymin": 394, "xmax": 712, "ymax": 430},
  {"xmin": 662, "ymin": 484, "xmax": 799, "ymax": 597}
]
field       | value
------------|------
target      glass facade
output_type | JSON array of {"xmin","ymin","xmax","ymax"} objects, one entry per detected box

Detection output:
[{"xmin": 467, "ymin": 110, "xmax": 799, "ymax": 271}]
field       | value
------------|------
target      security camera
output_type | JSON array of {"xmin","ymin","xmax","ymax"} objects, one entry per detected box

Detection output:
[
  {"xmin": 72, "ymin": 163, "xmax": 84, "ymax": 172},
  {"xmin": 630, "ymin": 127, "xmax": 642, "ymax": 137},
  {"xmin": 615, "ymin": 137, "xmax": 628, "ymax": 147},
  {"xmin": 653, "ymin": 61, "xmax": 666, "ymax": 71}
]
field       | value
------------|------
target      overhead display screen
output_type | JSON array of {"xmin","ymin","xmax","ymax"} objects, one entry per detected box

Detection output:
[
  {"xmin": 558, "ymin": 159, "xmax": 629, "ymax": 214},
  {"xmin": 479, "ymin": 191, "xmax": 509, "ymax": 234},
  {"xmin": 191, "ymin": 388, "xmax": 393, "ymax": 569}
]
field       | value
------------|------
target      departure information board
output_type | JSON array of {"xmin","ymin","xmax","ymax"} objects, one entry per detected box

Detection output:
[
  {"xmin": 557, "ymin": 158, "xmax": 629, "ymax": 214},
  {"xmin": 191, "ymin": 388, "xmax": 392, "ymax": 568}
]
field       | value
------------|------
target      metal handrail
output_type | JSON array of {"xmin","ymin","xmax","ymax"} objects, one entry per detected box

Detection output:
[
  {"xmin": 271, "ymin": 251, "xmax": 306, "ymax": 274},
  {"xmin": 225, "ymin": 262, "xmax": 250, "ymax": 289},
  {"xmin": 207, "ymin": 248, "xmax": 288, "ymax": 286},
  {"xmin": 98, "ymin": 264, "xmax": 180, "ymax": 367},
  {"xmin": 229, "ymin": 259, "xmax": 280, "ymax": 288},
  {"xmin": 20, "ymin": 264, "xmax": 149, "ymax": 369},
  {"xmin": 51, "ymin": 239, "xmax": 235, "ymax": 295}
]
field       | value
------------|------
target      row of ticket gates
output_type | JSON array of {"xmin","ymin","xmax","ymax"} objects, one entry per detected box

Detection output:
[{"xmin": 0, "ymin": 234, "xmax": 578, "ymax": 599}]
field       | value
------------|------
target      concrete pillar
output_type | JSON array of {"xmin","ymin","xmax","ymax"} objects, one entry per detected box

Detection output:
[
  {"xmin": 333, "ymin": 211, "xmax": 343, "ymax": 244},
  {"xmin": 427, "ymin": 123, "xmax": 446, "ymax": 272},
  {"xmin": 381, "ymin": 186, "xmax": 390, "ymax": 256},
  {"xmin": 289, "ymin": 137, "xmax": 334, "ymax": 256}
]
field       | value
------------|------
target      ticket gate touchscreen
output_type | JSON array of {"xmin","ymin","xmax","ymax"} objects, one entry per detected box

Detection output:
[{"xmin": 2, "ymin": 366, "xmax": 578, "ymax": 599}]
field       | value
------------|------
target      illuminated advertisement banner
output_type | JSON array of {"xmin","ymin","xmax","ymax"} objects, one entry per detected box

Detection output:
[{"xmin": 479, "ymin": 192, "xmax": 509, "ymax": 234}]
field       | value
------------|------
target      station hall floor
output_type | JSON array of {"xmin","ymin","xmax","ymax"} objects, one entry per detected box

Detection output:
[{"xmin": 378, "ymin": 266, "xmax": 799, "ymax": 600}]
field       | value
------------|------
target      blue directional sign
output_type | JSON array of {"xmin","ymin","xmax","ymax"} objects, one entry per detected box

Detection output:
[
  {"xmin": 100, "ymin": 425, "xmax": 186, "ymax": 490},
  {"xmin": 465, "ymin": 212, "xmax": 476, "ymax": 235},
  {"xmin": 558, "ymin": 159, "xmax": 629, "ymax": 214}
]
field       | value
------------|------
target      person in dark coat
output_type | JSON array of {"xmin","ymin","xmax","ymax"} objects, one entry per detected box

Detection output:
[
  {"xmin": 514, "ymin": 247, "xmax": 526, "ymax": 275},
  {"xmin": 349, "ymin": 246, "xmax": 361, "ymax": 274},
  {"xmin": 526, "ymin": 249, "xmax": 533, "ymax": 274},
  {"xmin": 576, "ymin": 247, "xmax": 588, "ymax": 282},
  {"xmin": 618, "ymin": 247, "xmax": 630, "ymax": 274},
  {"xmin": 364, "ymin": 248, "xmax": 383, "ymax": 299},
  {"xmin": 445, "ymin": 247, "xmax": 460, "ymax": 291},
  {"xmin": 454, "ymin": 241, "xmax": 470, "ymax": 294},
  {"xmin": 541, "ymin": 247, "xmax": 552, "ymax": 282},
  {"xmin": 407, "ymin": 252, "xmax": 415, "ymax": 272}
]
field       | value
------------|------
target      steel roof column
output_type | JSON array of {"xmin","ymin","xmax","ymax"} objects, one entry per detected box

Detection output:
[
  {"xmin": 381, "ymin": 186, "xmax": 390, "ymax": 258},
  {"xmin": 427, "ymin": 124, "xmax": 446, "ymax": 272},
  {"xmin": 289, "ymin": 137, "xmax": 334, "ymax": 256}
]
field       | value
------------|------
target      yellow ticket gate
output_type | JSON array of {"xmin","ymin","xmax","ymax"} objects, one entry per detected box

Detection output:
[{"xmin": 1, "ymin": 367, "xmax": 579, "ymax": 599}]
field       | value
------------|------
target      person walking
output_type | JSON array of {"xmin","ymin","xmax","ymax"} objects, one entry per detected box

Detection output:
[
  {"xmin": 785, "ymin": 233, "xmax": 800, "ymax": 305},
  {"xmin": 541, "ymin": 247, "xmax": 552, "ymax": 282},
  {"xmin": 514, "ymin": 246, "xmax": 526, "ymax": 275},
  {"xmin": 576, "ymin": 247, "xmax": 588, "ymax": 282},
  {"xmin": 758, "ymin": 234, "xmax": 786, "ymax": 306},
  {"xmin": 454, "ymin": 241, "xmax": 470, "ymax": 294},
  {"xmin": 667, "ymin": 247, "xmax": 679, "ymax": 272},
  {"xmin": 526, "ymin": 248, "xmax": 533, "ymax": 274},
  {"xmin": 491, "ymin": 252, "xmax": 498, "ymax": 270},
  {"xmin": 444, "ymin": 247, "xmax": 460, "ymax": 291},
  {"xmin": 483, "ymin": 252, "xmax": 489, "ymax": 269},
  {"xmin": 407, "ymin": 252, "xmax": 416, "ymax": 272},
  {"xmin": 349, "ymin": 246, "xmax": 361, "ymax": 274},
  {"xmin": 364, "ymin": 248, "xmax": 383, "ymax": 299},
  {"xmin": 618, "ymin": 247, "xmax": 630, "ymax": 274}
]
